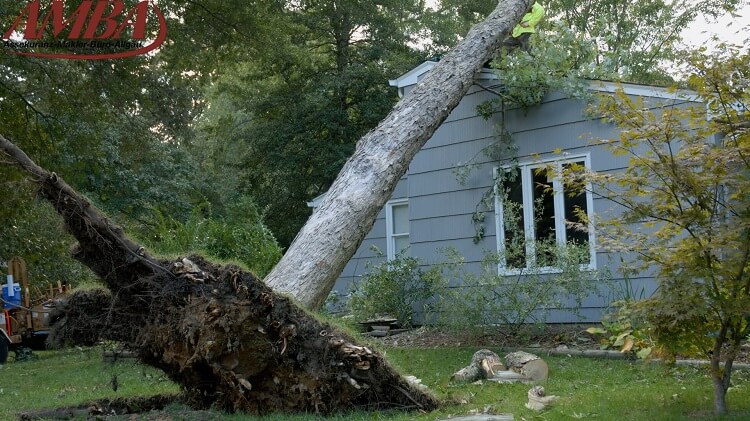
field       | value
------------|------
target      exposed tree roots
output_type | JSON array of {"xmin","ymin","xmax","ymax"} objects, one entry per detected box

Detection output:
[{"xmin": 1, "ymin": 135, "xmax": 439, "ymax": 415}]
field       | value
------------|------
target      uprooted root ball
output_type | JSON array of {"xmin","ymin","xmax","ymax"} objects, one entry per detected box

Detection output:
[{"xmin": 50, "ymin": 255, "xmax": 439, "ymax": 415}]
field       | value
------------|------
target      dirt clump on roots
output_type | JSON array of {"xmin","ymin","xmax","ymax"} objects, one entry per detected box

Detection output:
[{"xmin": 0, "ymin": 136, "xmax": 439, "ymax": 416}]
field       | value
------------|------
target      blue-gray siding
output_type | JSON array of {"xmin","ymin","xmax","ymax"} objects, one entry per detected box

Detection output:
[{"xmin": 332, "ymin": 79, "xmax": 695, "ymax": 323}]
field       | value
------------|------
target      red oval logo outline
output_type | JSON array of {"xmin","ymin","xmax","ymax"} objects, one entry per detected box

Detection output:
[{"xmin": 4, "ymin": 2, "xmax": 167, "ymax": 60}]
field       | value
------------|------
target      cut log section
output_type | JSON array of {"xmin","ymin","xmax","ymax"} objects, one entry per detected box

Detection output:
[
  {"xmin": 453, "ymin": 350, "xmax": 549, "ymax": 384},
  {"xmin": 451, "ymin": 349, "xmax": 505, "ymax": 383},
  {"xmin": 0, "ymin": 135, "xmax": 439, "ymax": 416},
  {"xmin": 504, "ymin": 351, "xmax": 549, "ymax": 382},
  {"xmin": 479, "ymin": 351, "xmax": 549, "ymax": 384}
]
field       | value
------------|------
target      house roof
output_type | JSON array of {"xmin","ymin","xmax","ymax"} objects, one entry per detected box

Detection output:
[
  {"xmin": 388, "ymin": 60, "xmax": 498, "ymax": 91},
  {"xmin": 389, "ymin": 60, "xmax": 698, "ymax": 102}
]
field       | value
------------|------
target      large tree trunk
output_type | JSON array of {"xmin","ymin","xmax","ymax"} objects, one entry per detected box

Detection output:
[
  {"xmin": 0, "ymin": 135, "xmax": 438, "ymax": 415},
  {"xmin": 264, "ymin": 0, "xmax": 533, "ymax": 309}
]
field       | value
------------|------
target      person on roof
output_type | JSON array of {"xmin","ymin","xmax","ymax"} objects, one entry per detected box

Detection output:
[{"xmin": 504, "ymin": 2, "xmax": 545, "ymax": 52}]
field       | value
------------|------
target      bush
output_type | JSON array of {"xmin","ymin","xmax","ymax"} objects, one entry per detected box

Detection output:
[
  {"xmin": 347, "ymin": 253, "xmax": 445, "ymax": 327},
  {"xmin": 437, "ymin": 245, "xmax": 606, "ymax": 335},
  {"xmin": 588, "ymin": 299, "xmax": 655, "ymax": 359},
  {"xmin": 140, "ymin": 199, "xmax": 282, "ymax": 277}
]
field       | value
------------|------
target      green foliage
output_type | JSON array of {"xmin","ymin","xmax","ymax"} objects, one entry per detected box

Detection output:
[
  {"xmin": 139, "ymin": 199, "xmax": 282, "ymax": 278},
  {"xmin": 0, "ymin": 185, "xmax": 93, "ymax": 289},
  {"xmin": 0, "ymin": 0, "xmax": 210, "ymax": 286},
  {"xmin": 488, "ymin": 21, "xmax": 598, "ymax": 108},
  {"xmin": 437, "ymin": 245, "xmax": 605, "ymax": 335},
  {"xmin": 588, "ymin": 300, "xmax": 655, "ymax": 359},
  {"xmin": 347, "ymin": 252, "xmax": 446, "ymax": 327},
  {"xmin": 0, "ymin": 1, "xmax": 302, "ymax": 285},
  {"xmin": 586, "ymin": 43, "xmax": 750, "ymax": 413},
  {"xmin": 426, "ymin": 0, "xmax": 741, "ymax": 85},
  {"xmin": 544, "ymin": 0, "xmax": 742, "ymax": 84},
  {"xmin": 420, "ymin": 0, "xmax": 498, "ymax": 53},
  {"xmin": 195, "ymin": 0, "xmax": 429, "ymax": 247}
]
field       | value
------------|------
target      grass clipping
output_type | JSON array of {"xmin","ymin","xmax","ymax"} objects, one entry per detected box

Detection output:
[{"xmin": 0, "ymin": 135, "xmax": 438, "ymax": 415}]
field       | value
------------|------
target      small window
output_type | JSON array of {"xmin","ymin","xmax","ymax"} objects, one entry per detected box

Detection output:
[
  {"xmin": 495, "ymin": 156, "xmax": 595, "ymax": 273},
  {"xmin": 386, "ymin": 200, "xmax": 409, "ymax": 260}
]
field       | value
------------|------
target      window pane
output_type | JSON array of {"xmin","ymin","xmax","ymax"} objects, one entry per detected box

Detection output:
[
  {"xmin": 394, "ymin": 235, "xmax": 410, "ymax": 256},
  {"xmin": 500, "ymin": 168, "xmax": 525, "ymax": 268},
  {"xmin": 563, "ymin": 161, "xmax": 590, "ymax": 263},
  {"xmin": 532, "ymin": 167, "xmax": 556, "ymax": 241},
  {"xmin": 392, "ymin": 204, "xmax": 409, "ymax": 234},
  {"xmin": 532, "ymin": 166, "xmax": 556, "ymax": 265}
]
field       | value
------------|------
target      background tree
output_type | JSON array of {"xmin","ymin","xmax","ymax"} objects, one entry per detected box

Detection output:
[
  {"xmin": 585, "ymin": 43, "xmax": 750, "ymax": 415},
  {"xmin": 0, "ymin": 0, "xmax": 284, "ymax": 282},
  {"xmin": 425, "ymin": 0, "xmax": 745, "ymax": 84},
  {"xmin": 195, "ymin": 0, "xmax": 429, "ymax": 246},
  {"xmin": 544, "ymin": 0, "xmax": 744, "ymax": 83}
]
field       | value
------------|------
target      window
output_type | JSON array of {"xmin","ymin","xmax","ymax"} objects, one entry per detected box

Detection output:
[
  {"xmin": 386, "ymin": 199, "xmax": 409, "ymax": 260},
  {"xmin": 494, "ymin": 156, "xmax": 595, "ymax": 273}
]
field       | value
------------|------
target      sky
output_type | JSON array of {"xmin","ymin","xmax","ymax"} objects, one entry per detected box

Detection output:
[
  {"xmin": 679, "ymin": 4, "xmax": 750, "ymax": 49},
  {"xmin": 422, "ymin": 0, "xmax": 749, "ymax": 49}
]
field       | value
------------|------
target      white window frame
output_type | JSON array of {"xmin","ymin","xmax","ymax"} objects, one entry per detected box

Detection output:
[
  {"xmin": 494, "ymin": 154, "xmax": 596, "ymax": 275},
  {"xmin": 385, "ymin": 199, "xmax": 409, "ymax": 261}
]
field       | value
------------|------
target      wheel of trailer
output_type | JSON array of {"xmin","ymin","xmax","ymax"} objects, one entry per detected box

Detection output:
[{"xmin": 0, "ymin": 337, "xmax": 8, "ymax": 364}]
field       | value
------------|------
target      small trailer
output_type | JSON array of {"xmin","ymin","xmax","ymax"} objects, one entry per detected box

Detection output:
[{"xmin": 1, "ymin": 256, "xmax": 68, "ymax": 364}]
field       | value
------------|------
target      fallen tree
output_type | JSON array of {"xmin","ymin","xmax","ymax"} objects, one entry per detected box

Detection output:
[{"xmin": 0, "ymin": 135, "xmax": 438, "ymax": 414}]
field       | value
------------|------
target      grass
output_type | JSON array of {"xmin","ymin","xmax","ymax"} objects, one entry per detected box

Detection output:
[
  {"xmin": 1, "ymin": 346, "xmax": 749, "ymax": 420},
  {"xmin": 0, "ymin": 346, "xmax": 178, "ymax": 419}
]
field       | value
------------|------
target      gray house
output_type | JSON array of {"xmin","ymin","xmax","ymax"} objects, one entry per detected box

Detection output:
[{"xmin": 313, "ymin": 60, "xmax": 699, "ymax": 323}]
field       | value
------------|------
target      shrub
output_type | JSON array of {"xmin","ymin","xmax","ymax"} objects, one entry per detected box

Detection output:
[
  {"xmin": 347, "ymin": 253, "xmax": 445, "ymax": 328},
  {"xmin": 140, "ymin": 199, "xmax": 282, "ymax": 277},
  {"xmin": 588, "ymin": 299, "xmax": 655, "ymax": 359},
  {"xmin": 437, "ymin": 245, "xmax": 606, "ymax": 335}
]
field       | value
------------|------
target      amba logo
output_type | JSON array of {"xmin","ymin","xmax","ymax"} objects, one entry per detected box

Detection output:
[{"xmin": 3, "ymin": 0, "xmax": 167, "ymax": 60}]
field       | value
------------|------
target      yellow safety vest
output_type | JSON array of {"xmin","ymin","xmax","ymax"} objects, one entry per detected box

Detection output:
[{"xmin": 512, "ymin": 2, "xmax": 545, "ymax": 38}]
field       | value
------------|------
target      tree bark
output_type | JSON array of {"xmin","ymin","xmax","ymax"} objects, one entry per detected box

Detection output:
[
  {"xmin": 710, "ymin": 333, "xmax": 730, "ymax": 415},
  {"xmin": 711, "ymin": 354, "xmax": 728, "ymax": 415},
  {"xmin": 264, "ymin": 0, "xmax": 533, "ymax": 309}
]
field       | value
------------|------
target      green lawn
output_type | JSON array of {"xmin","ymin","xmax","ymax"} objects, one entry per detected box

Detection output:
[{"xmin": 1, "ymin": 346, "xmax": 749, "ymax": 420}]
